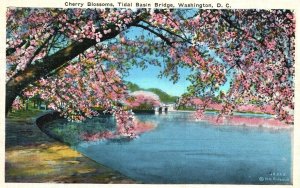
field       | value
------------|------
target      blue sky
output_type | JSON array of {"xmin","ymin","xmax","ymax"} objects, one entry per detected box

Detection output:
[
  {"xmin": 122, "ymin": 22, "xmax": 231, "ymax": 97},
  {"xmin": 124, "ymin": 65, "xmax": 191, "ymax": 96},
  {"xmin": 121, "ymin": 27, "xmax": 192, "ymax": 96},
  {"xmin": 124, "ymin": 64, "xmax": 231, "ymax": 97}
]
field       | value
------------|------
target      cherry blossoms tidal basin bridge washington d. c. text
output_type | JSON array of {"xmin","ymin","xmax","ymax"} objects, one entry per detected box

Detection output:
[{"xmin": 5, "ymin": 8, "xmax": 294, "ymax": 184}]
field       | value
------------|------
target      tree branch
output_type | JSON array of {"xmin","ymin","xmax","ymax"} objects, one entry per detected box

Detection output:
[
  {"xmin": 220, "ymin": 14, "xmax": 266, "ymax": 47},
  {"xmin": 141, "ymin": 20, "xmax": 188, "ymax": 42},
  {"xmin": 133, "ymin": 24, "xmax": 175, "ymax": 47},
  {"xmin": 6, "ymin": 11, "xmax": 148, "ymax": 114},
  {"xmin": 6, "ymin": 40, "xmax": 27, "ymax": 56}
]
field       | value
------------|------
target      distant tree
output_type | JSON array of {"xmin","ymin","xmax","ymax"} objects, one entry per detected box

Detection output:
[
  {"xmin": 126, "ymin": 82, "xmax": 142, "ymax": 92},
  {"xmin": 126, "ymin": 91, "xmax": 161, "ymax": 110},
  {"xmin": 146, "ymin": 88, "xmax": 178, "ymax": 103},
  {"xmin": 126, "ymin": 82, "xmax": 177, "ymax": 103}
]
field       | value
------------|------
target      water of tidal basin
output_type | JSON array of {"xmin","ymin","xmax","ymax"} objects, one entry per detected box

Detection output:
[{"xmin": 75, "ymin": 112, "xmax": 292, "ymax": 184}]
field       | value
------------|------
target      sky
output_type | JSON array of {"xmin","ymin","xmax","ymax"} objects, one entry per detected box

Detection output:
[
  {"xmin": 124, "ymin": 64, "xmax": 231, "ymax": 97},
  {"xmin": 124, "ymin": 65, "xmax": 191, "ymax": 96},
  {"xmin": 122, "ymin": 19, "xmax": 231, "ymax": 97},
  {"xmin": 121, "ymin": 27, "xmax": 192, "ymax": 96}
]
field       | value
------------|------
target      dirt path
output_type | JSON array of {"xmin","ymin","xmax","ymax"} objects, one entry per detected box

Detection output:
[{"xmin": 5, "ymin": 112, "xmax": 136, "ymax": 183}]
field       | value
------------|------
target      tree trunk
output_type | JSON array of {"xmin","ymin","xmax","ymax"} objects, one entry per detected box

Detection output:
[
  {"xmin": 5, "ymin": 14, "xmax": 145, "ymax": 115},
  {"xmin": 5, "ymin": 38, "xmax": 96, "ymax": 115}
]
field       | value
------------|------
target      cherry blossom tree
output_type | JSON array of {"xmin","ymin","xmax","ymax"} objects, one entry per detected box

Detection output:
[
  {"xmin": 126, "ymin": 91, "xmax": 161, "ymax": 110},
  {"xmin": 6, "ymin": 8, "xmax": 295, "ymax": 128}
]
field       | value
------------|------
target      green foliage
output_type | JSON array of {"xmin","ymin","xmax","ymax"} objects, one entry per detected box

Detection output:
[
  {"xmin": 126, "ymin": 82, "xmax": 178, "ymax": 103},
  {"xmin": 126, "ymin": 82, "xmax": 142, "ymax": 92},
  {"xmin": 146, "ymin": 88, "xmax": 178, "ymax": 103},
  {"xmin": 132, "ymin": 103, "xmax": 154, "ymax": 110},
  {"xmin": 8, "ymin": 108, "xmax": 42, "ymax": 119},
  {"xmin": 176, "ymin": 106, "xmax": 195, "ymax": 111}
]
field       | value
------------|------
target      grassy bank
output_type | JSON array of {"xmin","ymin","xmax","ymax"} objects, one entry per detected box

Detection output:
[{"xmin": 5, "ymin": 110, "xmax": 135, "ymax": 183}]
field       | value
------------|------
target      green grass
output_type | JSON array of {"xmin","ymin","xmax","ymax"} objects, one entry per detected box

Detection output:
[
  {"xmin": 7, "ymin": 109, "xmax": 43, "ymax": 119},
  {"xmin": 234, "ymin": 110, "xmax": 265, "ymax": 115},
  {"xmin": 205, "ymin": 109, "xmax": 219, "ymax": 112},
  {"xmin": 7, "ymin": 100, "xmax": 45, "ymax": 120},
  {"xmin": 176, "ymin": 106, "xmax": 195, "ymax": 111}
]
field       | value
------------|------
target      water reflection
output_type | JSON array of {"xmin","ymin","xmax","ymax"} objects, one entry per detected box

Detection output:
[{"xmin": 44, "ymin": 112, "xmax": 292, "ymax": 184}]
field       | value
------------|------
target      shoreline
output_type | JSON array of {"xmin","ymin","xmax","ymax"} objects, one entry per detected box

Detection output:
[
  {"xmin": 5, "ymin": 110, "xmax": 292, "ymax": 183},
  {"xmin": 5, "ymin": 111, "xmax": 136, "ymax": 183},
  {"xmin": 163, "ymin": 110, "xmax": 292, "ymax": 129}
]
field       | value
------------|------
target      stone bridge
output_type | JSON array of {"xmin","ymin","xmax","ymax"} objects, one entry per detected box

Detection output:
[{"xmin": 154, "ymin": 103, "xmax": 176, "ymax": 113}]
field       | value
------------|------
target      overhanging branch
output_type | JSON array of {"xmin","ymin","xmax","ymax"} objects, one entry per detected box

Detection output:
[{"xmin": 133, "ymin": 24, "xmax": 175, "ymax": 47}]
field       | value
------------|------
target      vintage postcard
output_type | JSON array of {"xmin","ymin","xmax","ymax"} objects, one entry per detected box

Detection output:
[{"xmin": 1, "ymin": 0, "xmax": 299, "ymax": 187}]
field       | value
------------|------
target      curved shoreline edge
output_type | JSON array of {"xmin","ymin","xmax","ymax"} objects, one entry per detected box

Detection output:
[
  {"xmin": 6, "ymin": 110, "xmax": 292, "ymax": 183},
  {"xmin": 5, "ymin": 111, "xmax": 136, "ymax": 183},
  {"xmin": 36, "ymin": 111, "xmax": 66, "ymax": 144}
]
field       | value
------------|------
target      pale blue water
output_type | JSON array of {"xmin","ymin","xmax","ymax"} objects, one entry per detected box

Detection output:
[{"xmin": 46, "ymin": 112, "xmax": 292, "ymax": 184}]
